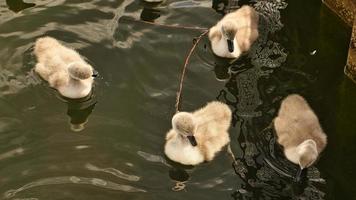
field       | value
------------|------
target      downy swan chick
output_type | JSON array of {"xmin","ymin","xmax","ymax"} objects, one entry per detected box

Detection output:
[
  {"xmin": 164, "ymin": 101, "xmax": 232, "ymax": 165},
  {"xmin": 274, "ymin": 94, "xmax": 327, "ymax": 180},
  {"xmin": 34, "ymin": 36, "xmax": 95, "ymax": 99},
  {"xmin": 209, "ymin": 5, "xmax": 259, "ymax": 58}
]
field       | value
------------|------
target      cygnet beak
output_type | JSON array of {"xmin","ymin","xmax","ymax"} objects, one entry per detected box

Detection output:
[
  {"xmin": 187, "ymin": 135, "xmax": 197, "ymax": 146},
  {"xmin": 92, "ymin": 70, "xmax": 99, "ymax": 78},
  {"xmin": 295, "ymin": 167, "xmax": 304, "ymax": 182},
  {"xmin": 227, "ymin": 39, "xmax": 234, "ymax": 53}
]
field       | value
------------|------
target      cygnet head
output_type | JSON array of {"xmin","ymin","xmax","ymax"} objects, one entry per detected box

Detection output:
[
  {"xmin": 297, "ymin": 139, "xmax": 318, "ymax": 169},
  {"xmin": 172, "ymin": 112, "xmax": 197, "ymax": 146},
  {"xmin": 68, "ymin": 62, "xmax": 93, "ymax": 80},
  {"xmin": 221, "ymin": 21, "xmax": 237, "ymax": 53}
]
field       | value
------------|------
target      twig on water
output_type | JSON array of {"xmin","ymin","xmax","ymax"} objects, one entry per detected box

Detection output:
[
  {"xmin": 122, "ymin": 18, "xmax": 208, "ymax": 31},
  {"xmin": 123, "ymin": 17, "xmax": 209, "ymax": 113},
  {"xmin": 175, "ymin": 30, "xmax": 209, "ymax": 113},
  {"xmin": 227, "ymin": 143, "xmax": 238, "ymax": 164}
]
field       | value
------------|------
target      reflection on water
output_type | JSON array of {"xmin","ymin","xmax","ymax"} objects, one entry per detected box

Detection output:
[
  {"xmin": 169, "ymin": 0, "xmax": 206, "ymax": 8},
  {"xmin": 65, "ymin": 95, "xmax": 97, "ymax": 132},
  {"xmin": 137, "ymin": 150, "xmax": 170, "ymax": 166},
  {"xmin": 0, "ymin": 147, "xmax": 24, "ymax": 161},
  {"xmin": 212, "ymin": 0, "xmax": 228, "ymax": 14},
  {"xmin": 0, "ymin": 69, "xmax": 40, "ymax": 97},
  {"xmin": 214, "ymin": 64, "xmax": 231, "ymax": 81},
  {"xmin": 140, "ymin": 0, "xmax": 162, "ymax": 22},
  {"xmin": 209, "ymin": 0, "xmax": 326, "ymax": 199},
  {"xmin": 0, "ymin": 45, "xmax": 41, "ymax": 97},
  {"xmin": 4, "ymin": 176, "xmax": 146, "ymax": 199},
  {"xmin": 140, "ymin": 8, "xmax": 161, "ymax": 22},
  {"xmin": 0, "ymin": 0, "xmax": 354, "ymax": 199},
  {"xmin": 85, "ymin": 163, "xmax": 140, "ymax": 181},
  {"xmin": 54, "ymin": 86, "xmax": 97, "ymax": 132},
  {"xmin": 5, "ymin": 0, "xmax": 35, "ymax": 13},
  {"xmin": 169, "ymin": 168, "xmax": 190, "ymax": 182}
]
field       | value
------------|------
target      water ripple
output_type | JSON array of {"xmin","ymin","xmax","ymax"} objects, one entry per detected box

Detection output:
[
  {"xmin": 0, "ymin": 69, "xmax": 41, "ymax": 97},
  {"xmin": 85, "ymin": 163, "xmax": 140, "ymax": 181},
  {"xmin": 4, "ymin": 176, "xmax": 146, "ymax": 199},
  {"xmin": 137, "ymin": 151, "xmax": 170, "ymax": 166},
  {"xmin": 0, "ymin": 147, "xmax": 24, "ymax": 161},
  {"xmin": 168, "ymin": 0, "xmax": 211, "ymax": 8}
]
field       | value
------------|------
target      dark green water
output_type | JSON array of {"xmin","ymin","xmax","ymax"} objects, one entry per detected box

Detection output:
[{"xmin": 0, "ymin": 0, "xmax": 355, "ymax": 199}]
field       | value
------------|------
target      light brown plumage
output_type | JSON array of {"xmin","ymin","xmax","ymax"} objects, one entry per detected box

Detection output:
[
  {"xmin": 164, "ymin": 101, "xmax": 232, "ymax": 165},
  {"xmin": 274, "ymin": 94, "xmax": 327, "ymax": 169},
  {"xmin": 34, "ymin": 36, "xmax": 94, "ymax": 99},
  {"xmin": 209, "ymin": 5, "xmax": 259, "ymax": 58}
]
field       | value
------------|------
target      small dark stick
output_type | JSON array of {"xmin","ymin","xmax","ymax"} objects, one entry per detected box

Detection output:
[
  {"xmin": 175, "ymin": 30, "xmax": 209, "ymax": 113},
  {"xmin": 122, "ymin": 17, "xmax": 209, "ymax": 113},
  {"xmin": 122, "ymin": 18, "xmax": 208, "ymax": 31}
]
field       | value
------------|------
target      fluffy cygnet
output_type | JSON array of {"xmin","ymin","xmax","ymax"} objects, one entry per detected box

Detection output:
[
  {"xmin": 164, "ymin": 101, "xmax": 232, "ymax": 165},
  {"xmin": 34, "ymin": 36, "xmax": 95, "ymax": 99},
  {"xmin": 209, "ymin": 5, "xmax": 259, "ymax": 58},
  {"xmin": 274, "ymin": 94, "xmax": 327, "ymax": 179}
]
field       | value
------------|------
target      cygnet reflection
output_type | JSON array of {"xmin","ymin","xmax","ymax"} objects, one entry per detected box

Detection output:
[
  {"xmin": 169, "ymin": 168, "xmax": 190, "ymax": 182},
  {"xmin": 140, "ymin": 8, "xmax": 161, "ymax": 22},
  {"xmin": 139, "ymin": 0, "xmax": 162, "ymax": 22},
  {"xmin": 214, "ymin": 64, "xmax": 231, "ymax": 82},
  {"xmin": 6, "ymin": 0, "xmax": 35, "ymax": 13},
  {"xmin": 213, "ymin": 54, "xmax": 251, "ymax": 82},
  {"xmin": 65, "ymin": 93, "xmax": 97, "ymax": 132}
]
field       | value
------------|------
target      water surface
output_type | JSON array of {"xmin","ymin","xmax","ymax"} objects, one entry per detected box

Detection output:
[{"xmin": 0, "ymin": 0, "xmax": 355, "ymax": 199}]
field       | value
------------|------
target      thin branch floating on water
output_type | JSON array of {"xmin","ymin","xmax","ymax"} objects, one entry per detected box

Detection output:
[
  {"xmin": 121, "ymin": 17, "xmax": 208, "ymax": 31},
  {"xmin": 119, "ymin": 17, "xmax": 210, "ymax": 112},
  {"xmin": 175, "ymin": 30, "xmax": 209, "ymax": 113}
]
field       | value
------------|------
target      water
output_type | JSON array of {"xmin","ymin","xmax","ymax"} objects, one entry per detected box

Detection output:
[{"xmin": 0, "ymin": 0, "xmax": 355, "ymax": 199}]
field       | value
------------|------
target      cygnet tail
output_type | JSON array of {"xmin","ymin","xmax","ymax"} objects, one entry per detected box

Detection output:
[{"xmin": 68, "ymin": 63, "xmax": 93, "ymax": 80}]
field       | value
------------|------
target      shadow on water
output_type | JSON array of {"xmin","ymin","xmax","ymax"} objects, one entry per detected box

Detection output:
[
  {"xmin": 139, "ymin": 1, "xmax": 162, "ymax": 22},
  {"xmin": 5, "ymin": 0, "xmax": 35, "ymax": 13}
]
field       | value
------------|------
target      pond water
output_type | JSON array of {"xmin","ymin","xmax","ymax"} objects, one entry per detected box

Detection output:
[{"xmin": 0, "ymin": 0, "xmax": 355, "ymax": 199}]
